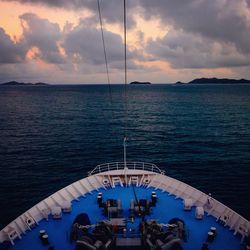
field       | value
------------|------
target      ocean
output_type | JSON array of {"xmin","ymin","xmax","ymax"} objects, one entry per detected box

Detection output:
[{"xmin": 0, "ymin": 84, "xmax": 249, "ymax": 228}]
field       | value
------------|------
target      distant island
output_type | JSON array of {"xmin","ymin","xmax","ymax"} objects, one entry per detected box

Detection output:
[
  {"xmin": 175, "ymin": 78, "xmax": 250, "ymax": 85},
  {"xmin": 130, "ymin": 81, "xmax": 151, "ymax": 85},
  {"xmin": 1, "ymin": 81, "xmax": 49, "ymax": 86}
]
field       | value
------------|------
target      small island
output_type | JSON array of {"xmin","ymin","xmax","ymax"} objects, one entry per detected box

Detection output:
[
  {"xmin": 130, "ymin": 81, "xmax": 151, "ymax": 85},
  {"xmin": 1, "ymin": 81, "xmax": 49, "ymax": 86},
  {"xmin": 175, "ymin": 78, "xmax": 250, "ymax": 85}
]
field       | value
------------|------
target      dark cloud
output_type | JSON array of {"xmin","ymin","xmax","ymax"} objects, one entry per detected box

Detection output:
[
  {"xmin": 20, "ymin": 13, "xmax": 65, "ymax": 64},
  {"xmin": 82, "ymin": 0, "xmax": 137, "ymax": 28},
  {"xmin": 0, "ymin": 10, "xmax": 145, "ymax": 68},
  {"xmin": 5, "ymin": 0, "xmax": 250, "ymax": 64},
  {"xmin": 63, "ymin": 19, "xmax": 140, "ymax": 69},
  {"xmin": 5, "ymin": 0, "xmax": 250, "ymax": 54},
  {"xmin": 139, "ymin": 0, "xmax": 250, "ymax": 54},
  {"xmin": 1, "ymin": 0, "xmax": 250, "ymax": 81},
  {"xmin": 3, "ymin": 0, "xmax": 138, "ymax": 27},
  {"xmin": 0, "ymin": 62, "xmax": 51, "ymax": 82},
  {"xmin": 246, "ymin": 0, "xmax": 250, "ymax": 8},
  {"xmin": 0, "ymin": 28, "xmax": 27, "ymax": 63},
  {"xmin": 4, "ymin": 0, "xmax": 250, "ymax": 52},
  {"xmin": 2, "ymin": 0, "xmax": 83, "ymax": 8},
  {"xmin": 0, "ymin": 11, "xmax": 148, "ymax": 83},
  {"xmin": 147, "ymin": 29, "xmax": 250, "ymax": 69},
  {"xmin": 1, "ymin": 13, "xmax": 65, "ymax": 66}
]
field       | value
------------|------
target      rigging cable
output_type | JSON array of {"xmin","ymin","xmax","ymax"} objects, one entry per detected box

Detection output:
[
  {"xmin": 97, "ymin": 0, "xmax": 113, "ymax": 105},
  {"xmin": 123, "ymin": 0, "xmax": 142, "ymax": 217},
  {"xmin": 97, "ymin": 0, "xmax": 119, "ymax": 145},
  {"xmin": 123, "ymin": 0, "xmax": 128, "ymax": 139}
]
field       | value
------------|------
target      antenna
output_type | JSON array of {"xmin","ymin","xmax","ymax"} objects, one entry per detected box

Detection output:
[
  {"xmin": 123, "ymin": 136, "xmax": 127, "ymax": 168},
  {"xmin": 123, "ymin": 0, "xmax": 128, "ymax": 170}
]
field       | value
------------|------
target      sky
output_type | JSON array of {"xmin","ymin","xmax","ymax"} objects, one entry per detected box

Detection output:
[{"xmin": 0, "ymin": 0, "xmax": 250, "ymax": 84}]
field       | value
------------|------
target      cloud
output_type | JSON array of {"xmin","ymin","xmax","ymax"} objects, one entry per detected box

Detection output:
[
  {"xmin": 0, "ymin": 13, "xmax": 65, "ymax": 65},
  {"xmin": 63, "ymin": 19, "xmax": 142, "ymax": 70},
  {"xmin": 0, "ymin": 61, "xmax": 55, "ymax": 82},
  {"xmin": 4, "ymin": 0, "xmax": 250, "ymax": 53},
  {"xmin": 3, "ymin": 0, "xmax": 138, "ymax": 27},
  {"xmin": 0, "ymin": 12, "xmax": 152, "ymax": 83},
  {"xmin": 0, "ymin": 28, "xmax": 27, "ymax": 63},
  {"xmin": 64, "ymin": 21, "xmax": 122, "ymax": 65},
  {"xmin": 138, "ymin": 0, "xmax": 250, "ymax": 54},
  {"xmin": 2, "ymin": 0, "xmax": 83, "ymax": 8},
  {"xmin": 1, "ymin": 1, "xmax": 250, "ymax": 82},
  {"xmin": 246, "ymin": 0, "xmax": 250, "ymax": 8},
  {"xmin": 146, "ymin": 29, "xmax": 250, "ymax": 69},
  {"xmin": 82, "ymin": 0, "xmax": 137, "ymax": 28},
  {"xmin": 20, "ymin": 13, "xmax": 65, "ymax": 64}
]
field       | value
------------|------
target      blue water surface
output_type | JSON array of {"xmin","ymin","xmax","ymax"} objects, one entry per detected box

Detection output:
[{"xmin": 0, "ymin": 84, "xmax": 249, "ymax": 228}]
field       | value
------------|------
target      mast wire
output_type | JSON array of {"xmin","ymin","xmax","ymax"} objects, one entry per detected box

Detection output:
[
  {"xmin": 123, "ymin": 0, "xmax": 142, "ymax": 218},
  {"xmin": 97, "ymin": 0, "xmax": 113, "ymax": 105},
  {"xmin": 97, "ymin": 0, "xmax": 120, "ymax": 145},
  {"xmin": 123, "ymin": 0, "xmax": 128, "ymax": 138}
]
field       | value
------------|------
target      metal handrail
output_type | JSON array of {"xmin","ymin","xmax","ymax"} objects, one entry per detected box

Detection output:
[{"xmin": 88, "ymin": 162, "xmax": 165, "ymax": 176}]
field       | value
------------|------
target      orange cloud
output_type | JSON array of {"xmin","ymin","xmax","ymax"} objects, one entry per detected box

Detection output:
[
  {"xmin": 26, "ymin": 47, "xmax": 40, "ymax": 60},
  {"xmin": 0, "ymin": 1, "xmax": 91, "ymax": 39}
]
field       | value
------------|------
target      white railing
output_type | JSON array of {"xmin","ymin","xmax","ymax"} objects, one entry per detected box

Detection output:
[{"xmin": 88, "ymin": 162, "xmax": 165, "ymax": 176}]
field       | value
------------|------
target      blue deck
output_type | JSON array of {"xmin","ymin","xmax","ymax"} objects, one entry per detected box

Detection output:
[{"xmin": 12, "ymin": 186, "xmax": 244, "ymax": 250}]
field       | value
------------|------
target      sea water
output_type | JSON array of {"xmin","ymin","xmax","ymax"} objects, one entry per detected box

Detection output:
[{"xmin": 0, "ymin": 84, "xmax": 249, "ymax": 228}]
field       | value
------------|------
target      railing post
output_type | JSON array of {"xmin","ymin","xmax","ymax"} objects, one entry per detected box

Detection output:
[
  {"xmin": 98, "ymin": 165, "xmax": 100, "ymax": 173},
  {"xmin": 108, "ymin": 163, "xmax": 110, "ymax": 171}
]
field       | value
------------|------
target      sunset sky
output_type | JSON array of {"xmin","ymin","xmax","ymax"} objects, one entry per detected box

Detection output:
[{"xmin": 1, "ymin": 0, "xmax": 250, "ymax": 84}]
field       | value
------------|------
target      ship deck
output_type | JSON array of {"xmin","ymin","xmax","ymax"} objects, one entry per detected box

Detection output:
[{"xmin": 11, "ymin": 186, "xmax": 244, "ymax": 250}]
